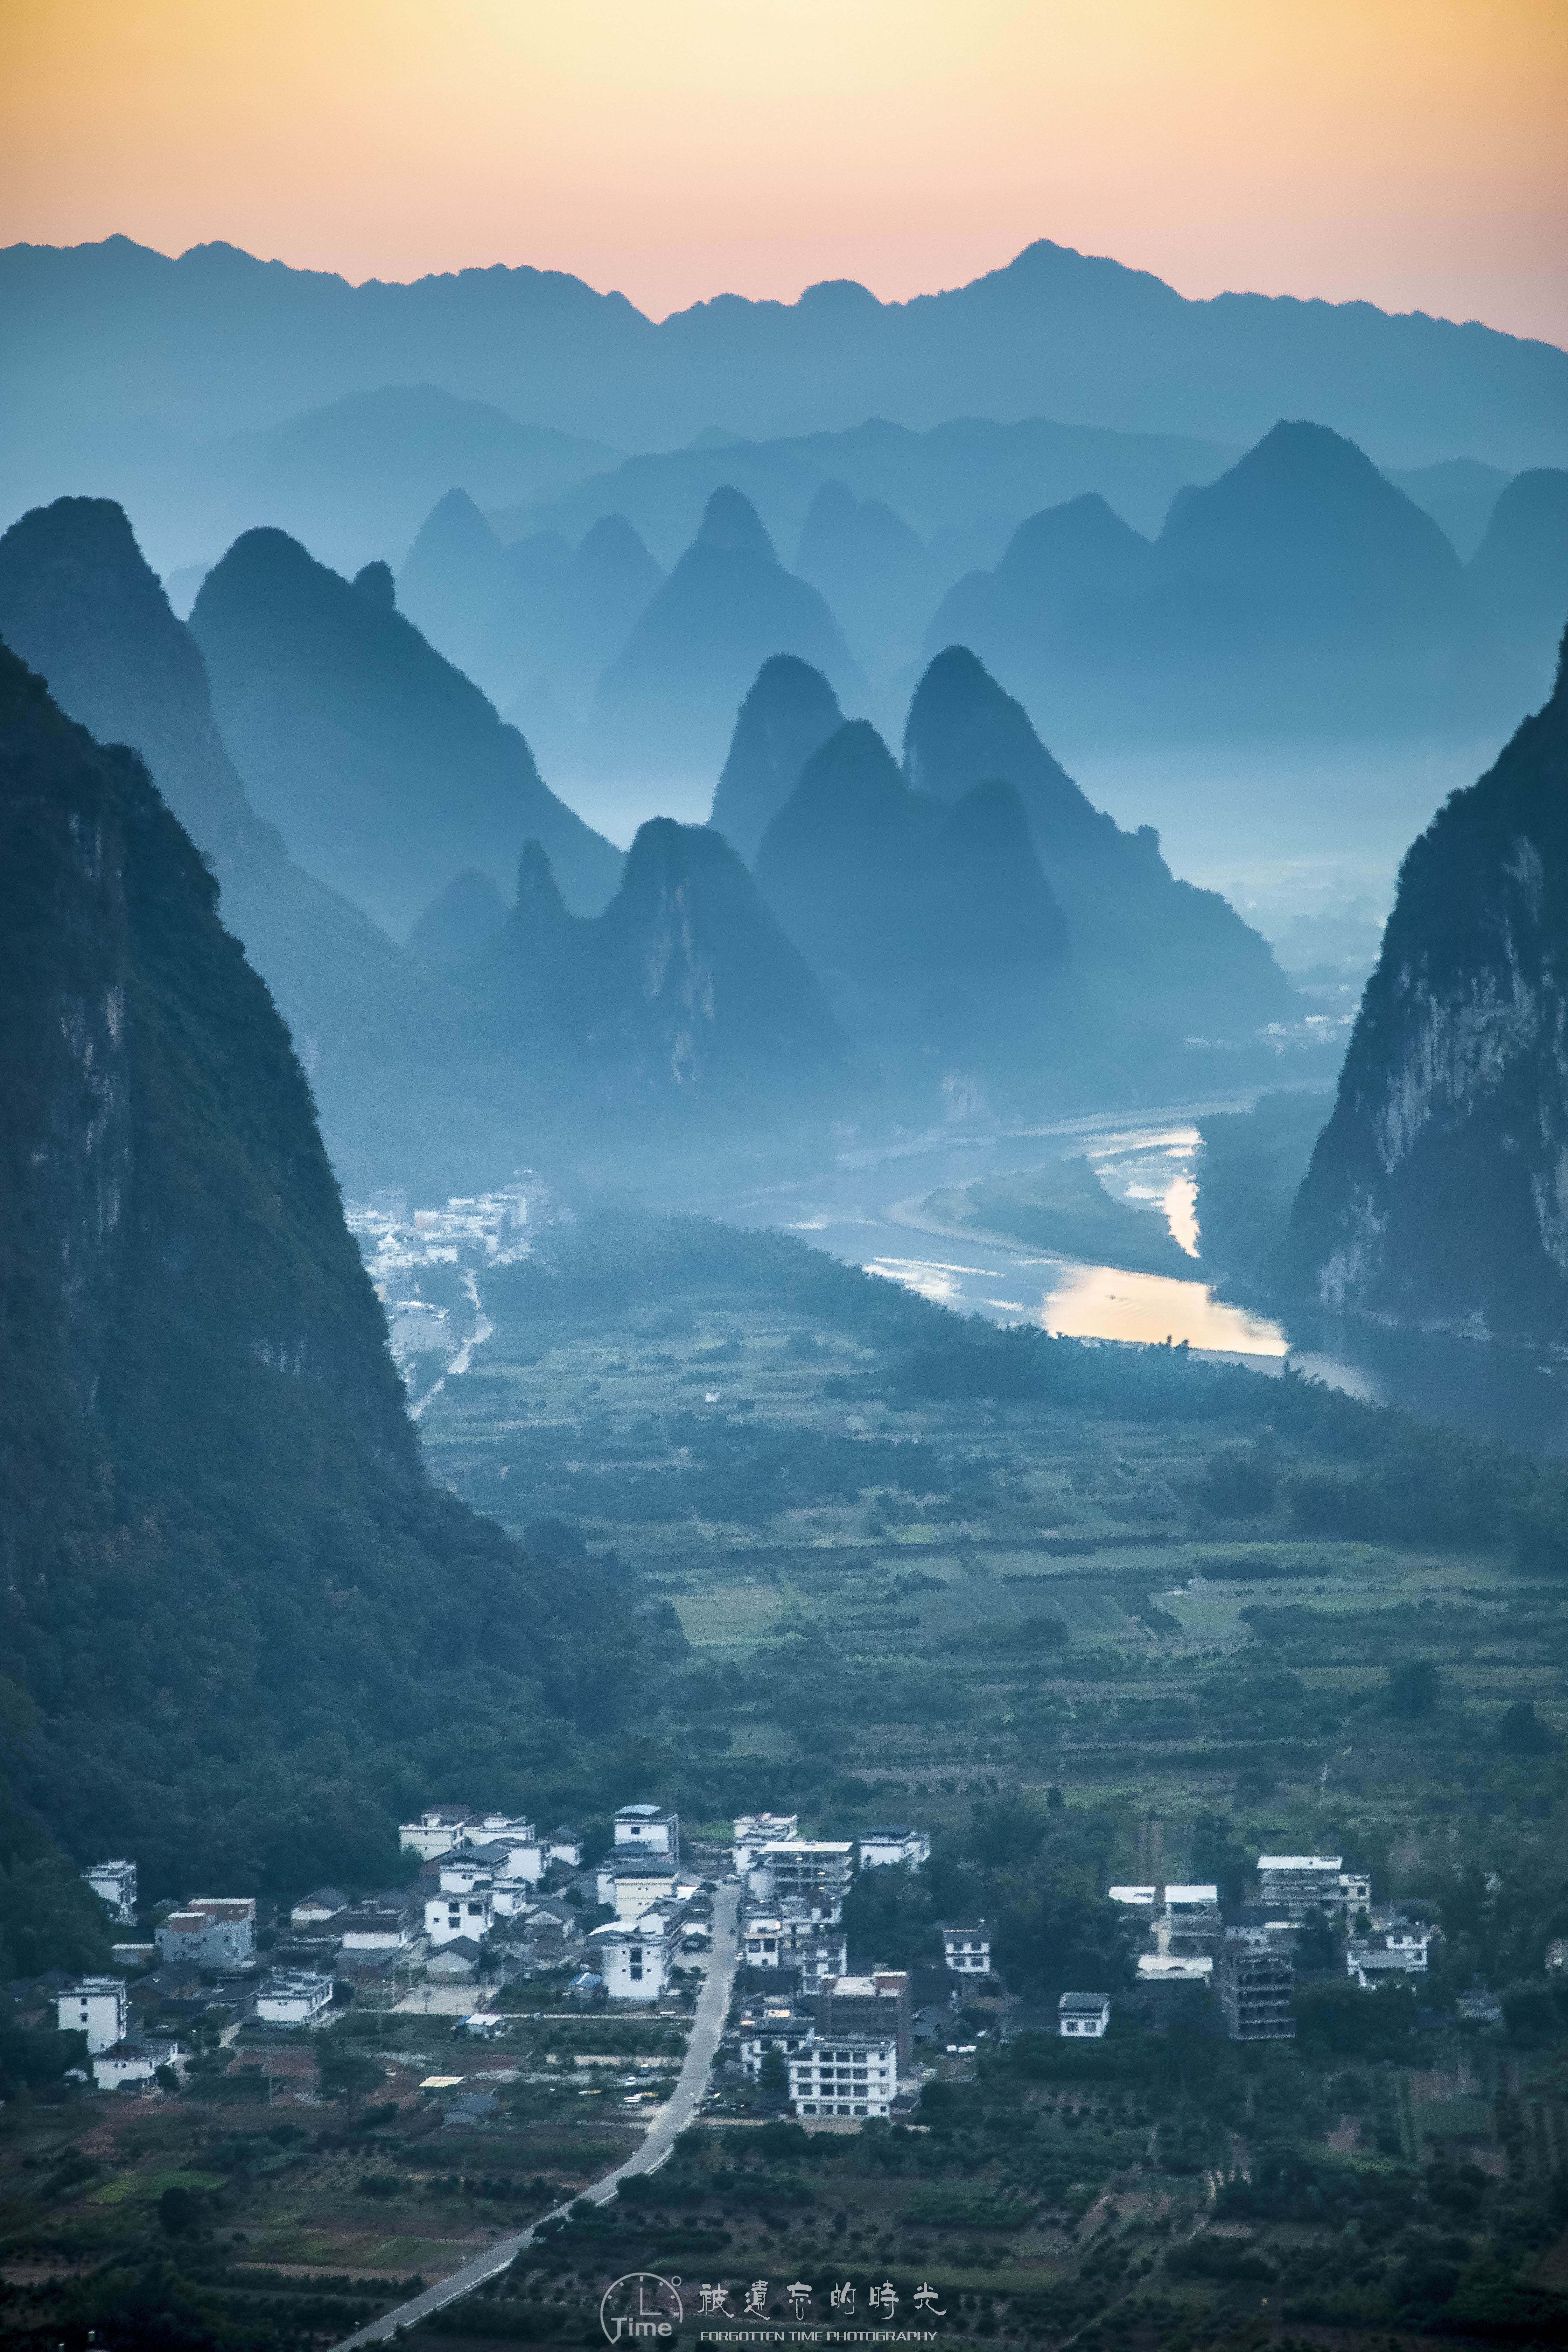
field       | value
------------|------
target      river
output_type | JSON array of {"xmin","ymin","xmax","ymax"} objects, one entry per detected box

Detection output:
[{"xmin": 701, "ymin": 1101, "xmax": 1568, "ymax": 1459}]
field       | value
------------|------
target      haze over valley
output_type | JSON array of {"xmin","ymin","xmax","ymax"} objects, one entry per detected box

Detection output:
[{"xmin": 5, "ymin": 31, "xmax": 1568, "ymax": 2338}]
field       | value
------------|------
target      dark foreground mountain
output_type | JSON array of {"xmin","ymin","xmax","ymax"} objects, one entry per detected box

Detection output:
[
  {"xmin": 190, "ymin": 526, "xmax": 622, "ymax": 935},
  {"xmin": 0, "ymin": 497, "xmax": 540, "ymax": 1193},
  {"xmin": 589, "ymin": 486, "xmax": 865, "ymax": 782},
  {"xmin": 0, "ymin": 643, "xmax": 635, "ymax": 1903},
  {"xmin": 1274, "ymin": 631, "xmax": 1568, "ymax": 1340},
  {"xmin": 903, "ymin": 646, "xmax": 1297, "ymax": 1042}
]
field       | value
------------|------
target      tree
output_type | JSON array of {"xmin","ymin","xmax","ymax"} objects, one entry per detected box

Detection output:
[
  {"xmin": 317, "ymin": 2039, "xmax": 385, "ymax": 2115},
  {"xmin": 757, "ymin": 2046, "xmax": 790, "ymax": 2111},
  {"xmin": 1499, "ymin": 1700, "xmax": 1555, "ymax": 1754},
  {"xmin": 1388, "ymin": 1660, "xmax": 1440, "ymax": 1717}
]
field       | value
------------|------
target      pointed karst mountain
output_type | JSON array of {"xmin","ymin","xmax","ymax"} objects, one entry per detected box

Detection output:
[
  {"xmin": 793, "ymin": 480, "xmax": 934, "ymax": 676},
  {"xmin": 190, "ymin": 526, "xmax": 623, "ymax": 937},
  {"xmin": 752, "ymin": 716, "xmax": 1069, "ymax": 1089},
  {"xmin": 926, "ymin": 492, "xmax": 1153, "ymax": 678},
  {"xmin": 0, "ymin": 641, "xmax": 611, "ymax": 1886},
  {"xmin": 590, "ymin": 485, "xmax": 866, "ymax": 780},
  {"xmin": 1467, "ymin": 468, "xmax": 1568, "ymax": 701},
  {"xmin": 708, "ymin": 654, "xmax": 845, "ymax": 863},
  {"xmin": 485, "ymin": 817, "xmax": 850, "ymax": 1119},
  {"xmin": 920, "ymin": 422, "xmax": 1520, "ymax": 743},
  {"xmin": 0, "ymin": 496, "xmax": 512, "ymax": 1194},
  {"xmin": 1272, "ymin": 631, "xmax": 1568, "ymax": 1343},
  {"xmin": 903, "ymin": 646, "xmax": 1294, "ymax": 1039}
]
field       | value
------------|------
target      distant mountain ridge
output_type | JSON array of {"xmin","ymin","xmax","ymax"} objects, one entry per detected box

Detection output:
[{"xmin": 4, "ymin": 234, "xmax": 1563, "ymax": 473}]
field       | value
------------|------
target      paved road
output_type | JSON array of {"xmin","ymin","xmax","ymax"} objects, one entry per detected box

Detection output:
[{"xmin": 331, "ymin": 1881, "xmax": 740, "ymax": 2348}]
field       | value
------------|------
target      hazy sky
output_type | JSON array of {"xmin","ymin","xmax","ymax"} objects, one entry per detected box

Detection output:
[{"xmin": 5, "ymin": 0, "xmax": 1566, "ymax": 342}]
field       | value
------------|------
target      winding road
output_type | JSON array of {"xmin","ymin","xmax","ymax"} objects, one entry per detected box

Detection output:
[{"xmin": 331, "ymin": 1880, "xmax": 740, "ymax": 2349}]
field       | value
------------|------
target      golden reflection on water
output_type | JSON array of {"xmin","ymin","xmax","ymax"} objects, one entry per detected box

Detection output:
[{"xmin": 1041, "ymin": 1263, "xmax": 1289, "ymax": 1356}]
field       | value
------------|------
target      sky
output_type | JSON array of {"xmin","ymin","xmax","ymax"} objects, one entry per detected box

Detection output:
[{"xmin": 4, "ymin": 0, "xmax": 1567, "ymax": 343}]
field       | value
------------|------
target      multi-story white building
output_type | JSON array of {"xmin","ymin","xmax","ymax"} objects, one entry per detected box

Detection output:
[
  {"xmin": 751, "ymin": 1840, "xmax": 853, "ymax": 1916},
  {"xmin": 598, "ymin": 1912, "xmax": 674, "ymax": 2001},
  {"xmin": 156, "ymin": 1899, "xmax": 257, "ymax": 1968},
  {"xmin": 426, "ymin": 1891, "xmax": 493, "ymax": 1947},
  {"xmin": 614, "ymin": 1804, "xmax": 680, "ymax": 1860},
  {"xmin": 858, "ymin": 1825, "xmax": 930, "ymax": 1871},
  {"xmin": 733, "ymin": 1813, "xmax": 799, "ymax": 1875},
  {"xmin": 941, "ymin": 1923, "xmax": 992, "ymax": 1975},
  {"xmin": 57, "ymin": 1978, "xmax": 128, "ymax": 2054},
  {"xmin": 1258, "ymin": 1855, "xmax": 1366, "ymax": 1920},
  {"xmin": 399, "ymin": 1806, "xmax": 476, "ymax": 1861},
  {"xmin": 742, "ymin": 1914, "xmax": 848, "ymax": 1993},
  {"xmin": 610, "ymin": 1862, "xmax": 681, "ymax": 1920},
  {"xmin": 1058, "ymin": 1992, "xmax": 1111, "ymax": 2038},
  {"xmin": 788, "ymin": 2033, "xmax": 897, "ymax": 2119},
  {"xmin": 81, "ymin": 1860, "xmax": 138, "ymax": 1923},
  {"xmin": 255, "ymin": 1972, "xmax": 335, "ymax": 2026}
]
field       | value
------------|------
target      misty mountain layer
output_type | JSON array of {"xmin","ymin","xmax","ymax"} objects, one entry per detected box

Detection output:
[
  {"xmin": 5, "ymin": 233, "xmax": 1562, "ymax": 472},
  {"xmin": 189, "ymin": 525, "xmax": 623, "ymax": 934}
]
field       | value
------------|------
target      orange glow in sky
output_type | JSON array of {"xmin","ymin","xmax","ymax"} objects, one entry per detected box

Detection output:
[{"xmin": 3, "ymin": 0, "xmax": 1566, "ymax": 341}]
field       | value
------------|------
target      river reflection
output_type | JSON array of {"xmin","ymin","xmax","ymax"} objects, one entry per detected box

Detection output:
[{"xmin": 701, "ymin": 1103, "xmax": 1568, "ymax": 1458}]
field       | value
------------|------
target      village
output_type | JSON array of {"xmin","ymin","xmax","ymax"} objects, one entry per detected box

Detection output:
[{"xmin": 35, "ymin": 1809, "xmax": 1463, "ymax": 2130}]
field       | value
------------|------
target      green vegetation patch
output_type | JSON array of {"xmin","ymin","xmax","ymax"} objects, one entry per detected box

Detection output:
[{"xmin": 926, "ymin": 1155, "xmax": 1196, "ymax": 1276}]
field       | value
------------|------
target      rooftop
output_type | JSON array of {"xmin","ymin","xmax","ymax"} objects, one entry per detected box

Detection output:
[{"xmin": 1258, "ymin": 1854, "xmax": 1342, "ymax": 1870}]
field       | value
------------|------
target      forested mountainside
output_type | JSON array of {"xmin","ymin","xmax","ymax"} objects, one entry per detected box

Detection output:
[
  {"xmin": 0, "ymin": 646, "xmax": 637, "ymax": 1903},
  {"xmin": 0, "ymin": 497, "xmax": 520, "ymax": 1195},
  {"xmin": 1275, "ymin": 629, "xmax": 1568, "ymax": 1340}
]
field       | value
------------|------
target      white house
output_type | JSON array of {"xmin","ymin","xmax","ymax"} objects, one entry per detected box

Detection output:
[
  {"xmin": 58, "ymin": 1978, "xmax": 128, "ymax": 2054},
  {"xmin": 733, "ymin": 1813, "xmax": 800, "ymax": 1874},
  {"xmin": 156, "ymin": 1898, "xmax": 257, "ymax": 1968},
  {"xmin": 289, "ymin": 1887, "xmax": 348, "ymax": 1930},
  {"xmin": 941, "ymin": 1923, "xmax": 992, "ymax": 1975},
  {"xmin": 426, "ymin": 1892, "xmax": 493, "ymax": 1947},
  {"xmin": 545, "ymin": 1825, "xmax": 584, "ymax": 1868},
  {"xmin": 598, "ymin": 1912, "xmax": 674, "ymax": 2001},
  {"xmin": 426, "ymin": 1938, "xmax": 485, "ymax": 1983},
  {"xmin": 743, "ymin": 1915, "xmax": 848, "ymax": 1993},
  {"xmin": 614, "ymin": 1804, "xmax": 680, "ymax": 1860},
  {"xmin": 788, "ymin": 2032, "xmax": 897, "ymax": 2119},
  {"xmin": 388, "ymin": 1299, "xmax": 450, "ymax": 1359},
  {"xmin": 740, "ymin": 1997, "xmax": 818, "ymax": 2076},
  {"xmin": 399, "ymin": 1805, "xmax": 476, "ymax": 1861},
  {"xmin": 1058, "ymin": 1991, "xmax": 1111, "ymax": 2038},
  {"xmin": 92, "ymin": 2036, "xmax": 183, "ymax": 2091},
  {"xmin": 1136, "ymin": 1954, "xmax": 1213, "ymax": 1984},
  {"xmin": 610, "ymin": 1862, "xmax": 680, "ymax": 1920},
  {"xmin": 1346, "ymin": 1927, "xmax": 1429, "ymax": 1986},
  {"xmin": 337, "ymin": 1904, "xmax": 414, "ymax": 1955},
  {"xmin": 81, "ymin": 1860, "xmax": 138, "ymax": 1923},
  {"xmin": 1108, "ymin": 1885, "xmax": 1158, "ymax": 1918},
  {"xmin": 438, "ymin": 1851, "xmax": 499, "ymax": 1896},
  {"xmin": 858, "ymin": 1825, "xmax": 931, "ymax": 1871},
  {"xmin": 255, "ymin": 1972, "xmax": 334, "ymax": 2026}
]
